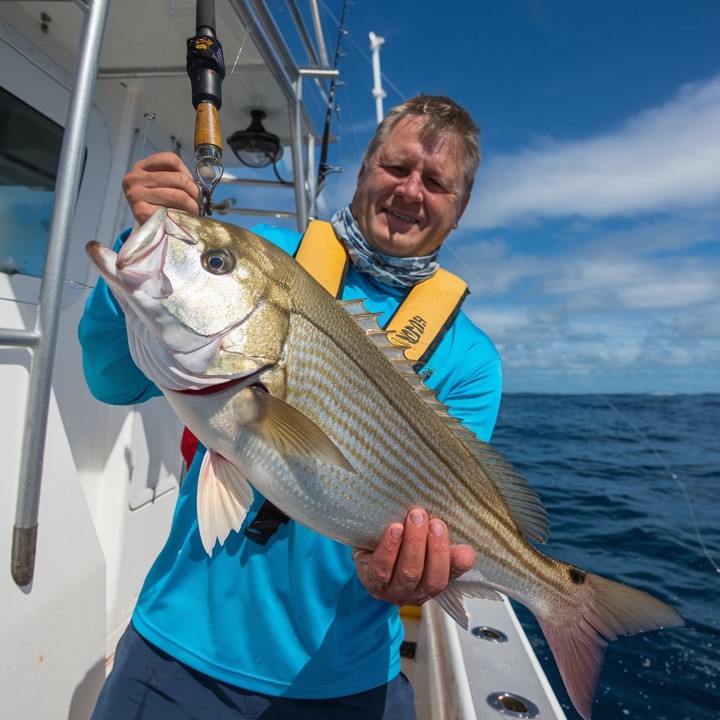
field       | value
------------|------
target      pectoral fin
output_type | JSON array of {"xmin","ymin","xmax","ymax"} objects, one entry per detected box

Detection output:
[
  {"xmin": 248, "ymin": 386, "xmax": 354, "ymax": 473},
  {"xmin": 197, "ymin": 451, "xmax": 254, "ymax": 555}
]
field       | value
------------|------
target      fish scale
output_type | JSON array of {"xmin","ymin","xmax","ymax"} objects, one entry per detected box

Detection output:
[
  {"xmin": 85, "ymin": 208, "xmax": 684, "ymax": 720},
  {"xmin": 283, "ymin": 313, "xmax": 478, "ymax": 531}
]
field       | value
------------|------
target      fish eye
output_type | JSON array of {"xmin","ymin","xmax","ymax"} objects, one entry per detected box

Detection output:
[{"xmin": 201, "ymin": 248, "xmax": 235, "ymax": 275}]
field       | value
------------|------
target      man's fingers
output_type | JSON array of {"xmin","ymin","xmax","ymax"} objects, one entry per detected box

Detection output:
[
  {"xmin": 353, "ymin": 509, "xmax": 476, "ymax": 607},
  {"xmin": 449, "ymin": 544, "xmax": 476, "ymax": 580},
  {"xmin": 354, "ymin": 522, "xmax": 404, "ymax": 598},
  {"xmin": 419, "ymin": 519, "xmax": 452, "ymax": 597},
  {"xmin": 133, "ymin": 151, "xmax": 194, "ymax": 177},
  {"xmin": 374, "ymin": 509, "xmax": 450, "ymax": 605},
  {"xmin": 122, "ymin": 152, "xmax": 201, "ymax": 224},
  {"xmin": 122, "ymin": 171, "xmax": 199, "ymax": 203},
  {"xmin": 124, "ymin": 169, "xmax": 197, "ymax": 192},
  {"xmin": 392, "ymin": 508, "xmax": 430, "ymax": 594}
]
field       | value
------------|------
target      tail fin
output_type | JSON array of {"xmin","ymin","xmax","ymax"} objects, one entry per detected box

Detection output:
[{"xmin": 537, "ymin": 572, "xmax": 684, "ymax": 720}]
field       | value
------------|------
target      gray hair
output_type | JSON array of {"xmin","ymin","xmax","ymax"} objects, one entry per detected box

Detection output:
[{"xmin": 362, "ymin": 94, "xmax": 481, "ymax": 197}]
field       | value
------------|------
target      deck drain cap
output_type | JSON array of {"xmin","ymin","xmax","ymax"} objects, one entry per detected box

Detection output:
[
  {"xmin": 471, "ymin": 625, "xmax": 508, "ymax": 643},
  {"xmin": 487, "ymin": 691, "xmax": 539, "ymax": 718}
]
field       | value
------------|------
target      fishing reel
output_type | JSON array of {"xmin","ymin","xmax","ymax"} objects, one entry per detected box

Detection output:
[{"xmin": 186, "ymin": 1, "xmax": 225, "ymax": 215}]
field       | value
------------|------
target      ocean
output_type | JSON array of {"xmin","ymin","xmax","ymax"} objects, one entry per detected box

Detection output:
[{"xmin": 490, "ymin": 393, "xmax": 719, "ymax": 720}]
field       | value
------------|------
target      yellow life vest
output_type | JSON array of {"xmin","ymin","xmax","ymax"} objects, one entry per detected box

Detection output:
[{"xmin": 295, "ymin": 219, "xmax": 469, "ymax": 371}]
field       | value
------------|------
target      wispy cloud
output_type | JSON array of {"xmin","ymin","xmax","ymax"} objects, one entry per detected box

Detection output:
[
  {"xmin": 465, "ymin": 75, "xmax": 720, "ymax": 229},
  {"xmin": 440, "ymin": 74, "xmax": 720, "ymax": 392},
  {"xmin": 446, "ymin": 210, "xmax": 720, "ymax": 391},
  {"xmin": 316, "ymin": 74, "xmax": 720, "ymax": 392}
]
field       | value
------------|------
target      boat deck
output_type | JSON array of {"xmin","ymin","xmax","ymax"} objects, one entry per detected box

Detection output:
[{"xmin": 403, "ymin": 596, "xmax": 567, "ymax": 719}]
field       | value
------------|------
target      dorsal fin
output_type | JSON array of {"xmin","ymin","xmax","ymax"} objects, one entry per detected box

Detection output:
[
  {"xmin": 339, "ymin": 298, "xmax": 549, "ymax": 544},
  {"xmin": 340, "ymin": 299, "xmax": 420, "ymax": 380}
]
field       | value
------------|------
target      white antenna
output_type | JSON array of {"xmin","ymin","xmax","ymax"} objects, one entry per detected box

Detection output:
[{"xmin": 369, "ymin": 31, "xmax": 386, "ymax": 124}]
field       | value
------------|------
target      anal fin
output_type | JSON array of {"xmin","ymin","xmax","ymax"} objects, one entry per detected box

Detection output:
[
  {"xmin": 433, "ymin": 585, "xmax": 470, "ymax": 630},
  {"xmin": 434, "ymin": 581, "xmax": 504, "ymax": 630}
]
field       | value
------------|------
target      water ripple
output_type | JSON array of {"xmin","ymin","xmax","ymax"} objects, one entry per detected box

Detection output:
[{"xmin": 493, "ymin": 394, "xmax": 720, "ymax": 720}]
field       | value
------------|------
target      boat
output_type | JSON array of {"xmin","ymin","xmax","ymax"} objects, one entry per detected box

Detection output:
[{"xmin": 0, "ymin": 2, "xmax": 567, "ymax": 717}]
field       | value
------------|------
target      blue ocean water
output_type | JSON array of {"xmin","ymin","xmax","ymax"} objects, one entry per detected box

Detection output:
[{"xmin": 490, "ymin": 393, "xmax": 720, "ymax": 720}]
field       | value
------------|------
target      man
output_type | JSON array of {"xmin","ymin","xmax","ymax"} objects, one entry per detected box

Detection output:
[{"xmin": 80, "ymin": 95, "xmax": 502, "ymax": 719}]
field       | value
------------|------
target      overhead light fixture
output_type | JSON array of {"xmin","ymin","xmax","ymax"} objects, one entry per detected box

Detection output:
[{"xmin": 227, "ymin": 109, "xmax": 283, "ymax": 169}]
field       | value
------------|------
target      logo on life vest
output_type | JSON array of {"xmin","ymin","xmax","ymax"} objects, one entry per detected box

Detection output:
[{"xmin": 389, "ymin": 315, "xmax": 427, "ymax": 348}]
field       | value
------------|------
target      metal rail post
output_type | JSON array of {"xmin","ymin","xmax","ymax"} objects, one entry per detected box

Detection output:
[
  {"xmin": 289, "ymin": 75, "xmax": 307, "ymax": 230},
  {"xmin": 9, "ymin": 0, "xmax": 111, "ymax": 587}
]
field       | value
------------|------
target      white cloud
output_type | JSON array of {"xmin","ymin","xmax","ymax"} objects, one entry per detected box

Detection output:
[
  {"xmin": 311, "ymin": 75, "xmax": 720, "ymax": 392},
  {"xmin": 536, "ymin": 253, "xmax": 720, "ymax": 311},
  {"xmin": 453, "ymin": 212, "xmax": 720, "ymax": 391},
  {"xmin": 469, "ymin": 300, "xmax": 720, "ymax": 376},
  {"xmin": 616, "ymin": 275, "xmax": 718, "ymax": 309},
  {"xmin": 466, "ymin": 75, "xmax": 720, "ymax": 228}
]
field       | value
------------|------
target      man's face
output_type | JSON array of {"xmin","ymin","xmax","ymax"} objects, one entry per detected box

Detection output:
[{"xmin": 350, "ymin": 117, "xmax": 471, "ymax": 258}]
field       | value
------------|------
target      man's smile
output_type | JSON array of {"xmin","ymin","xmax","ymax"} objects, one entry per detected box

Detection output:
[{"xmin": 382, "ymin": 207, "xmax": 419, "ymax": 224}]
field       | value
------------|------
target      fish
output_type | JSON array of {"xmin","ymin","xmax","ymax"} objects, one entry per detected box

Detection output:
[{"xmin": 86, "ymin": 208, "xmax": 683, "ymax": 720}]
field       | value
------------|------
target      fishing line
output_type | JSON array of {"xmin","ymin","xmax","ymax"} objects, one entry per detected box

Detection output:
[
  {"xmin": 442, "ymin": 241, "xmax": 511, "ymax": 304},
  {"xmin": 316, "ymin": 0, "xmax": 351, "ymax": 196},
  {"xmin": 170, "ymin": 112, "xmax": 192, "ymax": 154},
  {"xmin": 0, "ymin": 296, "xmax": 38, "ymax": 307},
  {"xmin": 229, "ymin": 22, "xmax": 254, "ymax": 76},
  {"xmin": 0, "ymin": 275, "xmax": 92, "ymax": 303},
  {"xmin": 318, "ymin": 0, "xmax": 406, "ymax": 104},
  {"xmin": 1, "ymin": 261, "xmax": 94, "ymax": 291},
  {"xmin": 139, "ymin": 4, "xmax": 252, "ymax": 167},
  {"xmin": 441, "ymin": 243, "xmax": 719, "ymax": 574},
  {"xmin": 139, "ymin": 0, "xmax": 179, "ymax": 159},
  {"xmin": 593, "ymin": 392, "xmax": 720, "ymax": 574}
]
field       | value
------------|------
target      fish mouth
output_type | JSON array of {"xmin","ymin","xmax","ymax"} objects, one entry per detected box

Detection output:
[
  {"xmin": 115, "ymin": 209, "xmax": 198, "ymax": 296},
  {"xmin": 118, "ymin": 209, "xmax": 198, "ymax": 268},
  {"xmin": 87, "ymin": 208, "xmax": 274, "ymax": 395},
  {"xmin": 116, "ymin": 210, "xmax": 168, "ymax": 273}
]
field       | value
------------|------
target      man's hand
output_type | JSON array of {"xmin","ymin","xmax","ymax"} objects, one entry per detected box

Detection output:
[
  {"xmin": 353, "ymin": 508, "xmax": 475, "ymax": 606},
  {"xmin": 122, "ymin": 152, "xmax": 201, "ymax": 225}
]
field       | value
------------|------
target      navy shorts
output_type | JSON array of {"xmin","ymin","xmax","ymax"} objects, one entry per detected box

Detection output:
[{"xmin": 91, "ymin": 622, "xmax": 417, "ymax": 720}]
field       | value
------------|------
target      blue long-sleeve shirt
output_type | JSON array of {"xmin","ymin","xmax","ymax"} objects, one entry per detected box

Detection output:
[{"xmin": 78, "ymin": 222, "xmax": 502, "ymax": 698}]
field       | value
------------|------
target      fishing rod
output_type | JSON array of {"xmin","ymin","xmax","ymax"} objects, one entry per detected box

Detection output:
[
  {"xmin": 187, "ymin": 0, "xmax": 225, "ymax": 214},
  {"xmin": 316, "ymin": 0, "xmax": 350, "ymax": 198}
]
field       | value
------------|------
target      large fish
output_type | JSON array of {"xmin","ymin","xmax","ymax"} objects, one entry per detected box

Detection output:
[{"xmin": 86, "ymin": 208, "xmax": 683, "ymax": 719}]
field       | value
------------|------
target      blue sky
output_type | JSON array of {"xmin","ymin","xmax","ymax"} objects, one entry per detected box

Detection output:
[
  {"xmin": 219, "ymin": 2, "xmax": 719, "ymax": 394},
  {"xmin": 297, "ymin": 0, "xmax": 719, "ymax": 395}
]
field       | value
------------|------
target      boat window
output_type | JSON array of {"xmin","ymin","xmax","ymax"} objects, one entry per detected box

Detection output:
[{"xmin": 0, "ymin": 87, "xmax": 64, "ymax": 278}]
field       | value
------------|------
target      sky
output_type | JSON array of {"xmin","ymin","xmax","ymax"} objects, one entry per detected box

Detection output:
[{"xmin": 236, "ymin": 1, "xmax": 720, "ymax": 394}]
